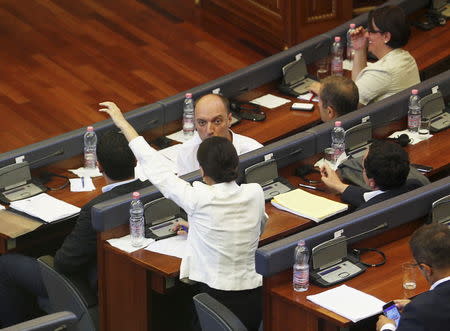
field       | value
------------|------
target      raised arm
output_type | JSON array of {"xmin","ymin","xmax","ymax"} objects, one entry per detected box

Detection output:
[
  {"xmin": 98, "ymin": 101, "xmax": 139, "ymax": 142},
  {"xmin": 351, "ymin": 26, "xmax": 368, "ymax": 81}
]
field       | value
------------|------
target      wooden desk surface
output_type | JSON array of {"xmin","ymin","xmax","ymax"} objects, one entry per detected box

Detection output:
[{"xmin": 267, "ymin": 233, "xmax": 428, "ymax": 331}]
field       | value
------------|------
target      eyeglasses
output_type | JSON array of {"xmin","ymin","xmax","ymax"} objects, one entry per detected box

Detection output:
[{"xmin": 367, "ymin": 26, "xmax": 384, "ymax": 34}]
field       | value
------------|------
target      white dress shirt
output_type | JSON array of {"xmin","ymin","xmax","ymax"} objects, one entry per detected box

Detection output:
[
  {"xmin": 176, "ymin": 130, "xmax": 263, "ymax": 176},
  {"xmin": 129, "ymin": 136, "xmax": 268, "ymax": 291},
  {"xmin": 355, "ymin": 48, "xmax": 420, "ymax": 105}
]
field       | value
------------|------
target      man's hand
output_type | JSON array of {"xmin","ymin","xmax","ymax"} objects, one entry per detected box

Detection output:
[
  {"xmin": 320, "ymin": 163, "xmax": 348, "ymax": 194},
  {"xmin": 394, "ymin": 299, "xmax": 411, "ymax": 313},
  {"xmin": 309, "ymin": 82, "xmax": 321, "ymax": 95},
  {"xmin": 98, "ymin": 101, "xmax": 139, "ymax": 142},
  {"xmin": 376, "ymin": 315, "xmax": 395, "ymax": 331},
  {"xmin": 171, "ymin": 220, "xmax": 189, "ymax": 235}
]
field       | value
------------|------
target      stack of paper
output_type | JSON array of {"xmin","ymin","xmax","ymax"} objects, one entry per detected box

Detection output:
[
  {"xmin": 307, "ymin": 285, "xmax": 385, "ymax": 322},
  {"xmin": 250, "ymin": 94, "xmax": 291, "ymax": 109},
  {"xmin": 145, "ymin": 234, "xmax": 187, "ymax": 258},
  {"xmin": 271, "ymin": 189, "xmax": 348, "ymax": 222},
  {"xmin": 10, "ymin": 193, "xmax": 81, "ymax": 223}
]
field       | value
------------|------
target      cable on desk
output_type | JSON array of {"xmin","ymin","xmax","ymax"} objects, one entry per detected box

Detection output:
[
  {"xmin": 40, "ymin": 172, "xmax": 70, "ymax": 191},
  {"xmin": 352, "ymin": 247, "xmax": 386, "ymax": 268}
]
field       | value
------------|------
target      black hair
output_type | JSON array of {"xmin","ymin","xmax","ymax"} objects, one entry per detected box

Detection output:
[
  {"xmin": 363, "ymin": 140, "xmax": 409, "ymax": 190},
  {"xmin": 410, "ymin": 223, "xmax": 450, "ymax": 270},
  {"xmin": 96, "ymin": 129, "xmax": 136, "ymax": 180},
  {"xmin": 320, "ymin": 76, "xmax": 359, "ymax": 116},
  {"xmin": 197, "ymin": 136, "xmax": 238, "ymax": 183},
  {"xmin": 369, "ymin": 5, "xmax": 411, "ymax": 49}
]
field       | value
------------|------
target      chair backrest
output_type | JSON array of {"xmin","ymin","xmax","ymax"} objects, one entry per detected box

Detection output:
[
  {"xmin": 0, "ymin": 311, "xmax": 77, "ymax": 331},
  {"xmin": 193, "ymin": 293, "xmax": 248, "ymax": 331},
  {"xmin": 431, "ymin": 194, "xmax": 450, "ymax": 224},
  {"xmin": 37, "ymin": 256, "xmax": 98, "ymax": 331}
]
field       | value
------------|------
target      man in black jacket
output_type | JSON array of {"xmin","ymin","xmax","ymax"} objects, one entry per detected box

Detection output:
[
  {"xmin": 376, "ymin": 223, "xmax": 450, "ymax": 331},
  {"xmin": 320, "ymin": 140, "xmax": 422, "ymax": 211},
  {"xmin": 0, "ymin": 129, "xmax": 148, "ymax": 327}
]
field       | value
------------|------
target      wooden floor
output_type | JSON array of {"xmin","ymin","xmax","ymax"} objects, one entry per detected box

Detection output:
[{"xmin": 0, "ymin": 0, "xmax": 277, "ymax": 153}]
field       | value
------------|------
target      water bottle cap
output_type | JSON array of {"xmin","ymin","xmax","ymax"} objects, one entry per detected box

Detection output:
[
  {"xmin": 87, "ymin": 126, "xmax": 94, "ymax": 132},
  {"xmin": 185, "ymin": 93, "xmax": 192, "ymax": 98},
  {"xmin": 411, "ymin": 89, "xmax": 418, "ymax": 95},
  {"xmin": 298, "ymin": 240, "xmax": 305, "ymax": 246},
  {"xmin": 334, "ymin": 36, "xmax": 341, "ymax": 42},
  {"xmin": 132, "ymin": 192, "xmax": 140, "ymax": 199},
  {"xmin": 350, "ymin": 23, "xmax": 356, "ymax": 28},
  {"xmin": 335, "ymin": 121, "xmax": 342, "ymax": 127}
]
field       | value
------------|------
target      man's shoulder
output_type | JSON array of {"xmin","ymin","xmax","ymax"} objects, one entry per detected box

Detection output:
[{"xmin": 232, "ymin": 132, "xmax": 263, "ymax": 153}]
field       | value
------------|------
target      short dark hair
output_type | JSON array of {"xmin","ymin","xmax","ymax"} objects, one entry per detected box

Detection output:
[
  {"xmin": 320, "ymin": 76, "xmax": 359, "ymax": 116},
  {"xmin": 197, "ymin": 136, "xmax": 238, "ymax": 183},
  {"xmin": 96, "ymin": 129, "xmax": 136, "ymax": 180},
  {"xmin": 410, "ymin": 223, "xmax": 450, "ymax": 270},
  {"xmin": 369, "ymin": 5, "xmax": 410, "ymax": 49},
  {"xmin": 364, "ymin": 140, "xmax": 410, "ymax": 190}
]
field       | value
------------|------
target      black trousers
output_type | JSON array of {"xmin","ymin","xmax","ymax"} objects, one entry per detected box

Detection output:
[{"xmin": 196, "ymin": 283, "xmax": 262, "ymax": 331}]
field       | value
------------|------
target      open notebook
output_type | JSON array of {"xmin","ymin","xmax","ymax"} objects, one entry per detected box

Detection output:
[{"xmin": 271, "ymin": 189, "xmax": 348, "ymax": 222}]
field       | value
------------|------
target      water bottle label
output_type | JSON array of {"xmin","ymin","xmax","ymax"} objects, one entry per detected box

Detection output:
[
  {"xmin": 293, "ymin": 269, "xmax": 309, "ymax": 285},
  {"xmin": 183, "ymin": 118, "xmax": 195, "ymax": 135},
  {"xmin": 408, "ymin": 115, "xmax": 420, "ymax": 130},
  {"xmin": 84, "ymin": 152, "xmax": 96, "ymax": 169},
  {"xmin": 331, "ymin": 59, "xmax": 343, "ymax": 75}
]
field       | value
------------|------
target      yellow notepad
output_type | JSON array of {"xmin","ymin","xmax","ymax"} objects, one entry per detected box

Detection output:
[{"xmin": 271, "ymin": 189, "xmax": 348, "ymax": 222}]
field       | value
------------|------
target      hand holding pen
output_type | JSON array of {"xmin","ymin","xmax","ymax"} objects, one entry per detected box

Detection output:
[{"xmin": 171, "ymin": 220, "xmax": 189, "ymax": 235}]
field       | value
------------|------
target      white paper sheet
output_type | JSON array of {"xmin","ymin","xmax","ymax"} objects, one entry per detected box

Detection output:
[
  {"xmin": 307, "ymin": 285, "xmax": 385, "ymax": 323},
  {"xmin": 167, "ymin": 130, "xmax": 196, "ymax": 143},
  {"xmin": 250, "ymin": 94, "xmax": 291, "ymax": 109},
  {"xmin": 145, "ymin": 234, "xmax": 187, "ymax": 258},
  {"xmin": 69, "ymin": 177, "xmax": 96, "ymax": 192},
  {"xmin": 298, "ymin": 92, "xmax": 319, "ymax": 102},
  {"xmin": 68, "ymin": 167, "xmax": 102, "ymax": 178},
  {"xmin": 107, "ymin": 235, "xmax": 154, "ymax": 253},
  {"xmin": 10, "ymin": 193, "xmax": 81, "ymax": 223},
  {"xmin": 388, "ymin": 129, "xmax": 432, "ymax": 145}
]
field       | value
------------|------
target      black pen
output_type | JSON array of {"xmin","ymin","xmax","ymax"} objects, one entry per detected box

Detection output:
[{"xmin": 298, "ymin": 183, "xmax": 324, "ymax": 192}]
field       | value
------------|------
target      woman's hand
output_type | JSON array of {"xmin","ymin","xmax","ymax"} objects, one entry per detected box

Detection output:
[
  {"xmin": 351, "ymin": 26, "xmax": 368, "ymax": 51},
  {"xmin": 171, "ymin": 220, "xmax": 189, "ymax": 235},
  {"xmin": 98, "ymin": 101, "xmax": 139, "ymax": 142}
]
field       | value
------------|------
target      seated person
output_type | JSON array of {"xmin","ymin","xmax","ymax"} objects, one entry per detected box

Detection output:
[
  {"xmin": 377, "ymin": 223, "xmax": 450, "ymax": 331},
  {"xmin": 320, "ymin": 140, "xmax": 422, "ymax": 211},
  {"xmin": 316, "ymin": 76, "xmax": 359, "ymax": 122},
  {"xmin": 100, "ymin": 101, "xmax": 268, "ymax": 331},
  {"xmin": 0, "ymin": 129, "xmax": 148, "ymax": 327},
  {"xmin": 351, "ymin": 5, "xmax": 420, "ymax": 106},
  {"xmin": 176, "ymin": 94, "xmax": 263, "ymax": 176}
]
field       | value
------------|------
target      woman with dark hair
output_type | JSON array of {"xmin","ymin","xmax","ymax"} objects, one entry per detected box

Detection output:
[
  {"xmin": 99, "ymin": 101, "xmax": 267, "ymax": 331},
  {"xmin": 351, "ymin": 5, "xmax": 420, "ymax": 106}
]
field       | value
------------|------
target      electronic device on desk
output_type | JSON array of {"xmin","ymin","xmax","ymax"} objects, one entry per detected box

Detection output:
[
  {"xmin": 144, "ymin": 197, "xmax": 187, "ymax": 240},
  {"xmin": 310, "ymin": 235, "xmax": 367, "ymax": 287},
  {"xmin": 278, "ymin": 57, "xmax": 318, "ymax": 97},
  {"xmin": 244, "ymin": 158, "xmax": 295, "ymax": 201},
  {"xmin": 230, "ymin": 101, "xmax": 266, "ymax": 122},
  {"xmin": 431, "ymin": 195, "xmax": 450, "ymax": 225},
  {"xmin": 420, "ymin": 90, "xmax": 450, "ymax": 133},
  {"xmin": 414, "ymin": 0, "xmax": 448, "ymax": 30},
  {"xmin": 345, "ymin": 121, "xmax": 372, "ymax": 159},
  {"xmin": 383, "ymin": 301, "xmax": 401, "ymax": 327},
  {"xmin": 0, "ymin": 161, "xmax": 47, "ymax": 204}
]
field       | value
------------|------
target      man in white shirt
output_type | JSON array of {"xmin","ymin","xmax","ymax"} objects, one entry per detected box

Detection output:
[
  {"xmin": 176, "ymin": 94, "xmax": 263, "ymax": 176},
  {"xmin": 376, "ymin": 223, "xmax": 450, "ymax": 331}
]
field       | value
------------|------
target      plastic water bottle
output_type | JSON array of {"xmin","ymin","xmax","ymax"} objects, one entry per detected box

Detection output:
[
  {"xmin": 183, "ymin": 93, "xmax": 195, "ymax": 136},
  {"xmin": 407, "ymin": 89, "xmax": 421, "ymax": 133},
  {"xmin": 293, "ymin": 240, "xmax": 310, "ymax": 292},
  {"xmin": 129, "ymin": 192, "xmax": 145, "ymax": 247},
  {"xmin": 331, "ymin": 36, "xmax": 344, "ymax": 76},
  {"xmin": 346, "ymin": 23, "xmax": 356, "ymax": 61},
  {"xmin": 331, "ymin": 121, "xmax": 346, "ymax": 161},
  {"xmin": 83, "ymin": 126, "xmax": 97, "ymax": 169}
]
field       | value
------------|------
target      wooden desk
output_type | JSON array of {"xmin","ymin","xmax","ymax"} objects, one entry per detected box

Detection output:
[{"xmin": 266, "ymin": 226, "xmax": 428, "ymax": 331}]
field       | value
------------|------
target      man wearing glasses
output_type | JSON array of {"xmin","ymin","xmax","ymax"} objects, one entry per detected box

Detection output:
[{"xmin": 377, "ymin": 223, "xmax": 450, "ymax": 331}]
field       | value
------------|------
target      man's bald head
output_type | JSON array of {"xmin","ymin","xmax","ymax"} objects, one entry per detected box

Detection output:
[{"xmin": 194, "ymin": 94, "xmax": 232, "ymax": 141}]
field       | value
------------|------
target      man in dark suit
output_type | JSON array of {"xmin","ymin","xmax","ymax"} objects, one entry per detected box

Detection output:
[
  {"xmin": 0, "ymin": 129, "xmax": 148, "ymax": 327},
  {"xmin": 376, "ymin": 223, "xmax": 450, "ymax": 331},
  {"xmin": 320, "ymin": 140, "xmax": 422, "ymax": 211}
]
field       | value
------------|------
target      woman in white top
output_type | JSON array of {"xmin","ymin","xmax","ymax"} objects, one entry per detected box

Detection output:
[
  {"xmin": 99, "ymin": 101, "xmax": 268, "ymax": 330},
  {"xmin": 351, "ymin": 5, "xmax": 420, "ymax": 106}
]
